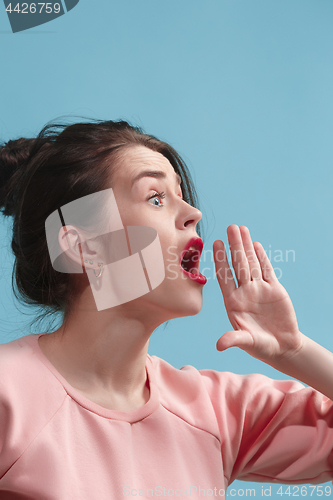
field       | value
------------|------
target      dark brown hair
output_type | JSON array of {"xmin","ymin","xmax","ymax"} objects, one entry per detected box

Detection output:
[{"xmin": 0, "ymin": 119, "xmax": 202, "ymax": 331}]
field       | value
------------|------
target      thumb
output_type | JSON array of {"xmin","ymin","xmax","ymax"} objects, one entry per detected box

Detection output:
[{"xmin": 216, "ymin": 330, "xmax": 254, "ymax": 352}]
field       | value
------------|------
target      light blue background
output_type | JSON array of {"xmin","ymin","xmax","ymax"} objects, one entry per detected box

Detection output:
[{"xmin": 0, "ymin": 0, "xmax": 332, "ymax": 496}]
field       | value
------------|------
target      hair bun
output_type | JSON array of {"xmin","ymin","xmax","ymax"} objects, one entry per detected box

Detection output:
[{"xmin": 0, "ymin": 137, "xmax": 35, "ymax": 216}]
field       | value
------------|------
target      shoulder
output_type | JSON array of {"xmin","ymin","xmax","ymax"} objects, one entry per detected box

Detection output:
[
  {"xmin": 0, "ymin": 334, "xmax": 66, "ymax": 400},
  {"xmin": 0, "ymin": 335, "xmax": 67, "ymax": 478},
  {"xmin": 146, "ymin": 354, "xmax": 253, "ymax": 439},
  {"xmin": 0, "ymin": 335, "xmax": 42, "ymax": 393},
  {"xmin": 147, "ymin": 354, "xmax": 219, "ymax": 436},
  {"xmin": 147, "ymin": 354, "xmax": 312, "ymax": 435},
  {"xmin": 147, "ymin": 353, "xmax": 304, "ymax": 402}
]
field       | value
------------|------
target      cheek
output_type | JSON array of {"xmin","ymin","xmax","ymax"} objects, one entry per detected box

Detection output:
[{"xmin": 159, "ymin": 236, "xmax": 178, "ymax": 267}]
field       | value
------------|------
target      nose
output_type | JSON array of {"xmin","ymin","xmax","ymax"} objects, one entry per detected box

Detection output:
[{"xmin": 177, "ymin": 201, "xmax": 202, "ymax": 230}]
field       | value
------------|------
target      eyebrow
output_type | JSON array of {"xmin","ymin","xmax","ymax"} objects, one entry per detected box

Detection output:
[{"xmin": 131, "ymin": 170, "xmax": 182, "ymax": 187}]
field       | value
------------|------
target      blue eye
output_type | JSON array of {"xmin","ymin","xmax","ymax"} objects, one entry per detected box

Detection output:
[{"xmin": 147, "ymin": 191, "xmax": 166, "ymax": 207}]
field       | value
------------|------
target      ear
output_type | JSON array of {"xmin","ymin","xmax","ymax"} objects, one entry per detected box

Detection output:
[{"xmin": 58, "ymin": 225, "xmax": 98, "ymax": 270}]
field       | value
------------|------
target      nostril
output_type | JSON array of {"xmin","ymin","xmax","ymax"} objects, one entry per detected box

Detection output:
[{"xmin": 184, "ymin": 220, "xmax": 195, "ymax": 227}]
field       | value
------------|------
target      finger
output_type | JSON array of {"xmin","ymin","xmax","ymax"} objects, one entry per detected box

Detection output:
[
  {"xmin": 213, "ymin": 240, "xmax": 236, "ymax": 298},
  {"xmin": 253, "ymin": 241, "xmax": 277, "ymax": 282},
  {"xmin": 216, "ymin": 330, "xmax": 254, "ymax": 352},
  {"xmin": 227, "ymin": 225, "xmax": 251, "ymax": 286},
  {"xmin": 239, "ymin": 226, "xmax": 262, "ymax": 280}
]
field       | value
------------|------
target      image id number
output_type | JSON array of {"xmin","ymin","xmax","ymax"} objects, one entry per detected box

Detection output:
[
  {"xmin": 5, "ymin": 3, "xmax": 61, "ymax": 14},
  {"xmin": 277, "ymin": 486, "xmax": 331, "ymax": 496}
]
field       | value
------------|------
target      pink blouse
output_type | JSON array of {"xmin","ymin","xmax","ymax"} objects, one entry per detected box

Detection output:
[{"xmin": 0, "ymin": 333, "xmax": 332, "ymax": 499}]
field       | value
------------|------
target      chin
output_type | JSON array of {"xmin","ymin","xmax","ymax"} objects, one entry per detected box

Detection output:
[
  {"xmin": 168, "ymin": 293, "xmax": 203, "ymax": 319},
  {"xmin": 140, "ymin": 290, "xmax": 203, "ymax": 323},
  {"xmin": 182, "ymin": 295, "xmax": 203, "ymax": 316}
]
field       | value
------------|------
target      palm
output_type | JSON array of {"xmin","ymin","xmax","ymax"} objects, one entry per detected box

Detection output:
[{"xmin": 214, "ymin": 226, "xmax": 301, "ymax": 364}]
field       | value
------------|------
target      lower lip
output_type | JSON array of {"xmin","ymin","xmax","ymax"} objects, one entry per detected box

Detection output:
[{"xmin": 179, "ymin": 264, "xmax": 207, "ymax": 285}]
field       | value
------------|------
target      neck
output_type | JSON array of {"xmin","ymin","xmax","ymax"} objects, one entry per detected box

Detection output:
[{"xmin": 39, "ymin": 290, "xmax": 167, "ymax": 408}]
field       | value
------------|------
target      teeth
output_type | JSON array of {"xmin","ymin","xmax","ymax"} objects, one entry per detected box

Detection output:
[
  {"xmin": 182, "ymin": 246, "xmax": 199, "ymax": 260},
  {"xmin": 186, "ymin": 246, "xmax": 196, "ymax": 253}
]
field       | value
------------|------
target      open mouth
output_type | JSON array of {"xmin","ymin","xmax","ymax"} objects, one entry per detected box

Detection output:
[{"xmin": 179, "ymin": 237, "xmax": 207, "ymax": 284}]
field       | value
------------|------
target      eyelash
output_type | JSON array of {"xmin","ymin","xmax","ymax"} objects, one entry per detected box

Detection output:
[{"xmin": 147, "ymin": 191, "xmax": 166, "ymax": 207}]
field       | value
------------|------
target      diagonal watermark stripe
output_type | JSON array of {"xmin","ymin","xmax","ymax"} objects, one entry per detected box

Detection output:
[{"xmin": 63, "ymin": 0, "xmax": 78, "ymax": 11}]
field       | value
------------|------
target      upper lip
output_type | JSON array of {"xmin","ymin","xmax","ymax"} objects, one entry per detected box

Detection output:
[{"xmin": 179, "ymin": 237, "xmax": 204, "ymax": 267}]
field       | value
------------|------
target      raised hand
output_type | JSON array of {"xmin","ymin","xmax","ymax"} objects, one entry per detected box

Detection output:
[{"xmin": 213, "ymin": 225, "xmax": 303, "ymax": 368}]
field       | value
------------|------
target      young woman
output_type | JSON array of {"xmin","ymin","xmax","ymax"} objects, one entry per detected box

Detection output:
[{"xmin": 0, "ymin": 120, "xmax": 332, "ymax": 499}]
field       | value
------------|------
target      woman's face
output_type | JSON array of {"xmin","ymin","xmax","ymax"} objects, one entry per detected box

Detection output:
[{"xmin": 109, "ymin": 145, "xmax": 206, "ymax": 323}]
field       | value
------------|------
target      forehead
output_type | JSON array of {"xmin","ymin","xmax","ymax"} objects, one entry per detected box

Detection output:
[{"xmin": 114, "ymin": 146, "xmax": 179, "ymax": 185}]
